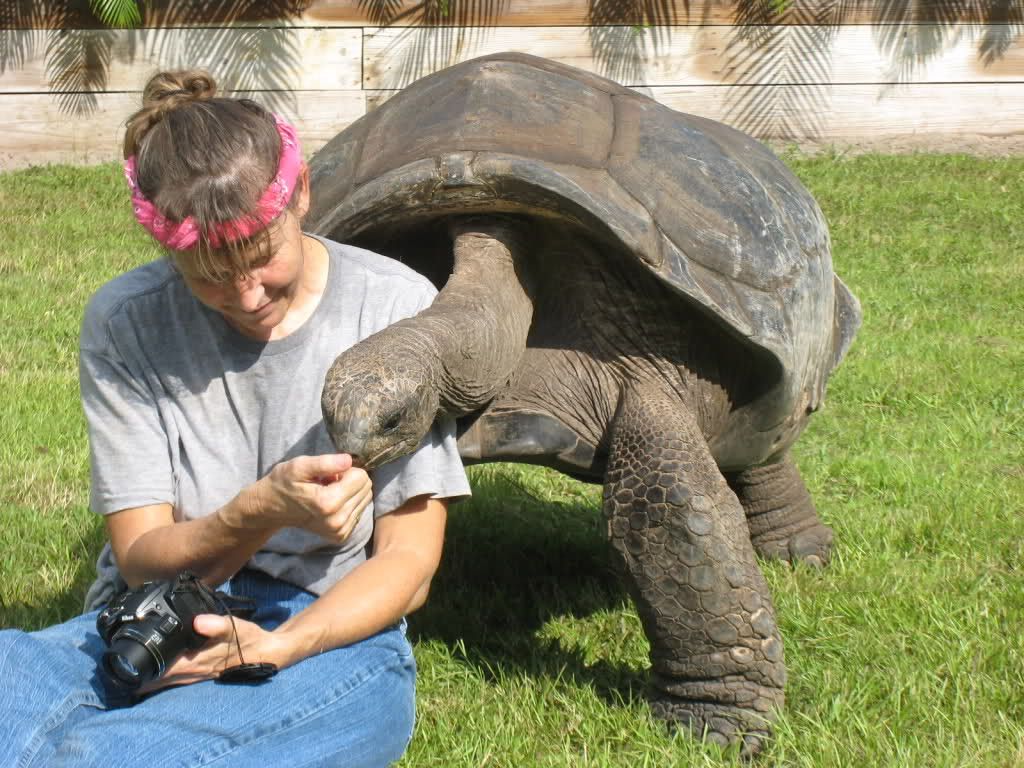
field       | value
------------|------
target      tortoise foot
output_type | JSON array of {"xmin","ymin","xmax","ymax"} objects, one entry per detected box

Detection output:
[
  {"xmin": 726, "ymin": 456, "xmax": 834, "ymax": 568},
  {"xmin": 651, "ymin": 694, "xmax": 772, "ymax": 758},
  {"xmin": 753, "ymin": 520, "xmax": 834, "ymax": 569}
]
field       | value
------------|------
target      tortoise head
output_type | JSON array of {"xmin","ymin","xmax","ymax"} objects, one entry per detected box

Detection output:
[{"xmin": 321, "ymin": 338, "xmax": 441, "ymax": 470}]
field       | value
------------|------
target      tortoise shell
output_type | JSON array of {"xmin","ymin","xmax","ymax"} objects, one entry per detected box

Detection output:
[{"xmin": 306, "ymin": 52, "xmax": 861, "ymax": 436}]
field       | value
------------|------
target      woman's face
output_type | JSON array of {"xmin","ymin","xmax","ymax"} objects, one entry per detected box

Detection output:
[
  {"xmin": 175, "ymin": 168, "xmax": 317, "ymax": 341},
  {"xmin": 178, "ymin": 214, "xmax": 306, "ymax": 340}
]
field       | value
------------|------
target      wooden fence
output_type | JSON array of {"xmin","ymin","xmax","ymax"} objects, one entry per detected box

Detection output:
[{"xmin": 1, "ymin": 0, "xmax": 1022, "ymax": 168}]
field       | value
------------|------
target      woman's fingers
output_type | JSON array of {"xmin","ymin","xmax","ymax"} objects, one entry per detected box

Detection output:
[
  {"xmin": 316, "ymin": 474, "xmax": 373, "ymax": 543},
  {"xmin": 337, "ymin": 483, "xmax": 373, "ymax": 539},
  {"xmin": 257, "ymin": 455, "xmax": 372, "ymax": 540},
  {"xmin": 258, "ymin": 454, "xmax": 361, "ymax": 530},
  {"xmin": 137, "ymin": 615, "xmax": 246, "ymax": 693},
  {"xmin": 192, "ymin": 613, "xmax": 234, "ymax": 639},
  {"xmin": 317, "ymin": 467, "xmax": 369, "ymax": 513},
  {"xmin": 289, "ymin": 453, "xmax": 353, "ymax": 483}
]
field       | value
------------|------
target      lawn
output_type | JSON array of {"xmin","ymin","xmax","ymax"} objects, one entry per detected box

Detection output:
[{"xmin": 0, "ymin": 155, "xmax": 1021, "ymax": 767}]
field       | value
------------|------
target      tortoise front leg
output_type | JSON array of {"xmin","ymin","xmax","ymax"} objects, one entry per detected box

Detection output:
[{"xmin": 604, "ymin": 386, "xmax": 786, "ymax": 755}]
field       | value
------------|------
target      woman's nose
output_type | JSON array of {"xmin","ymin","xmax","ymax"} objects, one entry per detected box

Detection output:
[{"xmin": 234, "ymin": 275, "xmax": 265, "ymax": 311}]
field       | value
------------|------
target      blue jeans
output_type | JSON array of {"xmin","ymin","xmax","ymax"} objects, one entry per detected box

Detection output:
[{"xmin": 0, "ymin": 570, "xmax": 416, "ymax": 768}]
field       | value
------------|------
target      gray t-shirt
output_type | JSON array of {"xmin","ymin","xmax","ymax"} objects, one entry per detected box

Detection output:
[{"xmin": 79, "ymin": 236, "xmax": 470, "ymax": 610}]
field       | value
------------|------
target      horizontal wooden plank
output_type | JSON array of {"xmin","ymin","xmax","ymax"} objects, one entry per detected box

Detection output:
[
  {"xmin": 2, "ymin": 0, "xmax": 1021, "ymax": 29},
  {"xmin": 0, "ymin": 28, "xmax": 361, "ymax": 92},
  {"xmin": 0, "ymin": 91, "xmax": 365, "ymax": 170},
  {"xmin": 651, "ymin": 82, "xmax": 1024, "ymax": 139},
  {"xmin": 363, "ymin": 24, "xmax": 1024, "ymax": 89},
  {"xmin": 366, "ymin": 82, "xmax": 1024, "ymax": 141},
  {"xmin": 3, "ymin": 81, "xmax": 1021, "ymax": 169}
]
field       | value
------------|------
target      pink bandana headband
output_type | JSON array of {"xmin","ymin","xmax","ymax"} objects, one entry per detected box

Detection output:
[{"xmin": 124, "ymin": 114, "xmax": 302, "ymax": 251}]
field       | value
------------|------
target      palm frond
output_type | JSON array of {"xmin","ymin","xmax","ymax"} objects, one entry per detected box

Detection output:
[{"xmin": 89, "ymin": 0, "xmax": 141, "ymax": 29}]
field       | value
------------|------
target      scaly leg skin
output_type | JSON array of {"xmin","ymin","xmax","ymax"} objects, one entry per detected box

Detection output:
[
  {"xmin": 726, "ymin": 457, "xmax": 834, "ymax": 568},
  {"xmin": 603, "ymin": 386, "xmax": 786, "ymax": 757}
]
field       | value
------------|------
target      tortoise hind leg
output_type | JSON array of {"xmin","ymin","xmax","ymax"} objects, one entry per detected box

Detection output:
[
  {"xmin": 726, "ymin": 457, "xmax": 834, "ymax": 568},
  {"xmin": 604, "ymin": 385, "xmax": 785, "ymax": 755}
]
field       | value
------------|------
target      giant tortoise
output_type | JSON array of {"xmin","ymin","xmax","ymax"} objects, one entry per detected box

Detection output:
[{"xmin": 308, "ymin": 52, "xmax": 861, "ymax": 753}]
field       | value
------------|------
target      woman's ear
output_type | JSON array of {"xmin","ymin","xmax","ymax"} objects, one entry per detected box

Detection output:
[{"xmin": 294, "ymin": 163, "xmax": 311, "ymax": 219}]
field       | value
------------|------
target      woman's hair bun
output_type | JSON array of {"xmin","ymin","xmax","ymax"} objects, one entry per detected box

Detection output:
[
  {"xmin": 124, "ymin": 70, "xmax": 218, "ymax": 157},
  {"xmin": 143, "ymin": 70, "xmax": 217, "ymax": 110}
]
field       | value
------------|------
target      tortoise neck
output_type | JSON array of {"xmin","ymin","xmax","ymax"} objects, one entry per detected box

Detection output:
[{"xmin": 417, "ymin": 222, "xmax": 534, "ymax": 415}]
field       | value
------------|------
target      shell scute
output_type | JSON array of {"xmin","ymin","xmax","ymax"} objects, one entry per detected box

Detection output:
[{"xmin": 356, "ymin": 58, "xmax": 615, "ymax": 188}]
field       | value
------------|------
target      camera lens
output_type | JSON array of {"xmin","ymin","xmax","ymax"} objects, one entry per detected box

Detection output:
[
  {"xmin": 103, "ymin": 638, "xmax": 159, "ymax": 689},
  {"xmin": 108, "ymin": 654, "xmax": 139, "ymax": 680}
]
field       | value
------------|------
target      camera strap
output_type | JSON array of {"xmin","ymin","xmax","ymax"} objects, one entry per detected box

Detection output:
[
  {"xmin": 214, "ymin": 591, "xmax": 259, "ymax": 621},
  {"xmin": 212, "ymin": 594, "xmax": 279, "ymax": 685}
]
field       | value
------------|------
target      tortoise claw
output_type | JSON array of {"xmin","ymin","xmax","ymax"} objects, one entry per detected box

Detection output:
[
  {"xmin": 752, "ymin": 521, "xmax": 833, "ymax": 568},
  {"xmin": 651, "ymin": 695, "xmax": 773, "ymax": 759}
]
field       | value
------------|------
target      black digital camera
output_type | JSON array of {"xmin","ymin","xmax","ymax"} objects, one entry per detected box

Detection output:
[{"xmin": 96, "ymin": 571, "xmax": 230, "ymax": 690}]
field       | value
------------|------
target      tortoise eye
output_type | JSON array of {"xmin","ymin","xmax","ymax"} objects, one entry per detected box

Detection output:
[{"xmin": 380, "ymin": 409, "xmax": 404, "ymax": 433}]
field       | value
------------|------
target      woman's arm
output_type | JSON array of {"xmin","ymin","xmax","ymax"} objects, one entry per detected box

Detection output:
[
  {"xmin": 106, "ymin": 498, "xmax": 272, "ymax": 589},
  {"xmin": 107, "ymin": 453, "xmax": 372, "ymax": 587},
  {"xmin": 145, "ymin": 493, "xmax": 447, "ymax": 689},
  {"xmin": 273, "ymin": 494, "xmax": 447, "ymax": 664}
]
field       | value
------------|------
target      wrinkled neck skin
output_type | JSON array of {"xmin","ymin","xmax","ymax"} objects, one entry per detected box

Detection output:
[
  {"xmin": 321, "ymin": 219, "xmax": 533, "ymax": 468},
  {"xmin": 414, "ymin": 222, "xmax": 534, "ymax": 415}
]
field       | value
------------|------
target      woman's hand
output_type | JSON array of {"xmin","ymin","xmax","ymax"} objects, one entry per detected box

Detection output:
[
  {"xmin": 139, "ymin": 613, "xmax": 292, "ymax": 694},
  {"xmin": 223, "ymin": 454, "xmax": 373, "ymax": 544}
]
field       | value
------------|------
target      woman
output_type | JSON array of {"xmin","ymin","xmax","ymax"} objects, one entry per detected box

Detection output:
[{"xmin": 0, "ymin": 70, "xmax": 469, "ymax": 767}]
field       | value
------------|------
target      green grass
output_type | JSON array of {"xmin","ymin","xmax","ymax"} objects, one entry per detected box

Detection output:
[{"xmin": 1, "ymin": 155, "xmax": 1022, "ymax": 767}]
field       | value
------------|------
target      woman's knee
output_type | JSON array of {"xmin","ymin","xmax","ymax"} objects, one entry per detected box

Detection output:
[
  {"xmin": 276, "ymin": 632, "xmax": 417, "ymax": 766},
  {"xmin": 0, "ymin": 625, "xmax": 120, "ymax": 768},
  {"xmin": 366, "ymin": 652, "xmax": 418, "ymax": 763}
]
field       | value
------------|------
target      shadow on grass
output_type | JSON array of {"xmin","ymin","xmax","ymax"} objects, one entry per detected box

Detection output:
[
  {"xmin": 407, "ymin": 466, "xmax": 650, "ymax": 709},
  {"xmin": 0, "ymin": 513, "xmax": 107, "ymax": 631}
]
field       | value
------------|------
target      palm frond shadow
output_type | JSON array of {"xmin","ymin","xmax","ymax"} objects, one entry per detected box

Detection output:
[
  {"xmin": 587, "ymin": 0, "xmax": 680, "ymax": 86},
  {"xmin": 723, "ymin": 0, "xmax": 1023, "ymax": 140},
  {"xmin": 876, "ymin": 0, "xmax": 1024, "ymax": 75},
  {"xmin": 0, "ymin": 1, "xmax": 61, "ymax": 82},
  {"xmin": 0, "ymin": 28, "xmax": 42, "ymax": 77},
  {"xmin": 723, "ymin": 2, "xmax": 842, "ymax": 141},
  {"xmin": 364, "ymin": 0, "xmax": 680, "ymax": 90},
  {"xmin": 46, "ymin": 29, "xmax": 115, "ymax": 115},
  {"xmin": 367, "ymin": 1, "xmax": 508, "ymax": 91},
  {"xmin": 138, "ymin": 1, "xmax": 310, "ymax": 116},
  {"xmin": 407, "ymin": 467, "xmax": 648, "ymax": 708},
  {"xmin": 0, "ymin": 1, "xmax": 311, "ymax": 116},
  {"xmin": 4, "ymin": 0, "xmax": 1022, "ymax": 129},
  {"xmin": 352, "ymin": 0, "xmax": 1023, "ymax": 142},
  {"xmin": 181, "ymin": 25, "xmax": 300, "ymax": 114}
]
